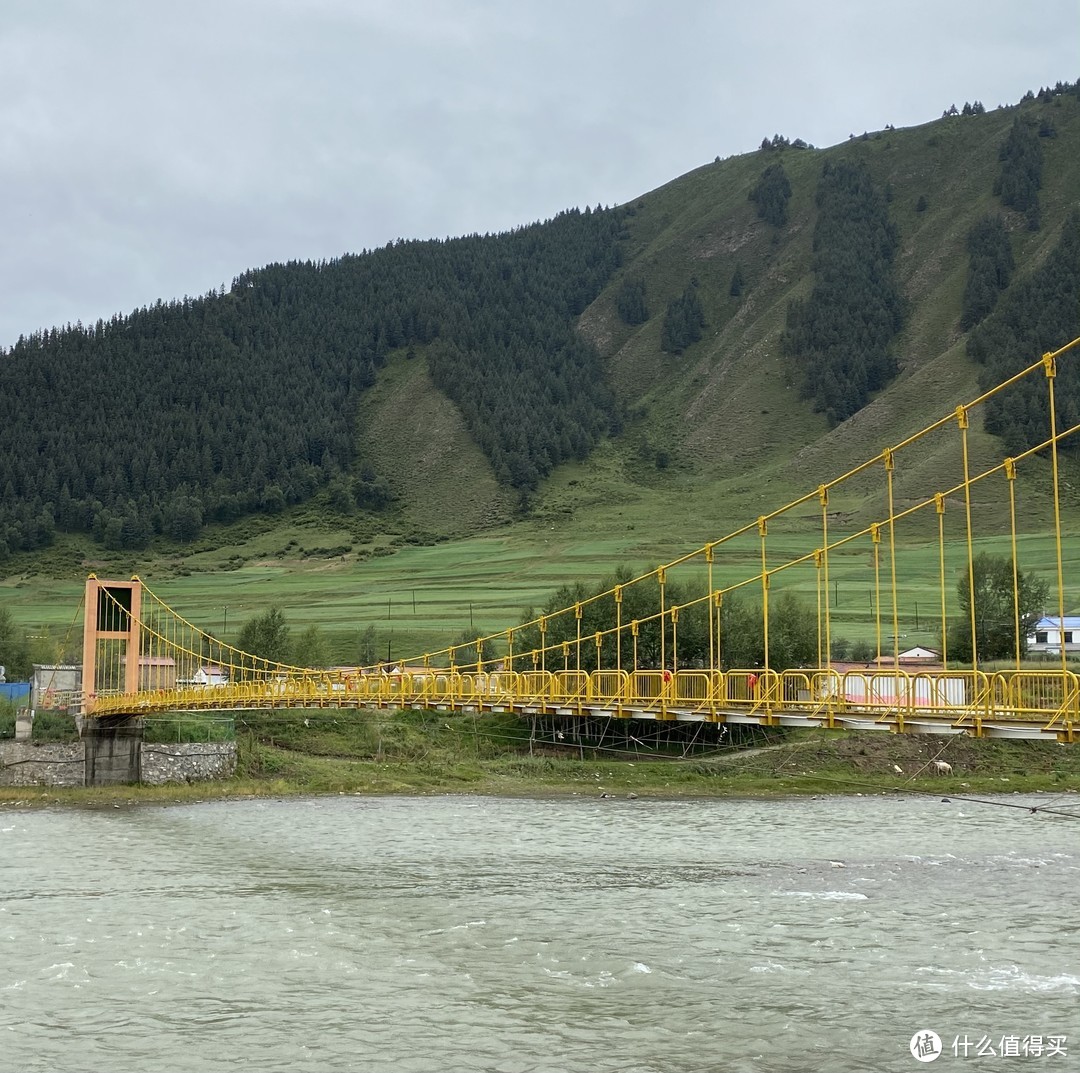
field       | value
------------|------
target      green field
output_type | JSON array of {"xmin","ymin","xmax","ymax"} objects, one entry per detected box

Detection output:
[{"xmin": 3, "ymin": 453, "xmax": 1078, "ymax": 665}]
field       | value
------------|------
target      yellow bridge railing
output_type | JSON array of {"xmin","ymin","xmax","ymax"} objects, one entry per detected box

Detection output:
[{"xmin": 85, "ymin": 666, "xmax": 1079, "ymax": 740}]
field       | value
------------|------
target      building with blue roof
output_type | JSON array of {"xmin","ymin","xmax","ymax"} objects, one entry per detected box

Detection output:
[{"xmin": 1026, "ymin": 616, "xmax": 1080, "ymax": 655}]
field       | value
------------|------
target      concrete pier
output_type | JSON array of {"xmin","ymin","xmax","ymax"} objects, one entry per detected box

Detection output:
[{"xmin": 82, "ymin": 717, "xmax": 143, "ymax": 786}]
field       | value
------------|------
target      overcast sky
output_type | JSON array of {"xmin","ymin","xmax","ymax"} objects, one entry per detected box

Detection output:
[{"xmin": 1, "ymin": 0, "xmax": 1075, "ymax": 348}]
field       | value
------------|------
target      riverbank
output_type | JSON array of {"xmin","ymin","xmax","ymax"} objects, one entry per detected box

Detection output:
[{"xmin": 2, "ymin": 708, "xmax": 1079, "ymax": 807}]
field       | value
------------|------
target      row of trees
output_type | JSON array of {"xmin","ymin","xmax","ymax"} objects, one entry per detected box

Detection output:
[
  {"xmin": 943, "ymin": 101, "xmax": 987, "ymax": 117},
  {"xmin": 480, "ymin": 568, "xmax": 817, "ymax": 672},
  {"xmin": 231, "ymin": 608, "xmax": 388, "ymax": 671},
  {"xmin": 758, "ymin": 134, "xmax": 812, "ymax": 152},
  {"xmin": 1023, "ymin": 80, "xmax": 1080, "ymax": 104},
  {"xmin": 452, "ymin": 554, "xmax": 1050, "ymax": 672}
]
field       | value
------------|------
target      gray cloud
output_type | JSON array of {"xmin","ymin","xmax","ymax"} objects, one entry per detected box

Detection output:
[{"xmin": 1, "ymin": 0, "xmax": 1075, "ymax": 345}]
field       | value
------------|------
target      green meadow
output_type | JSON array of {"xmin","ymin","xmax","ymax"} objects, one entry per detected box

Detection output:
[{"xmin": 4, "ymin": 460, "xmax": 1077, "ymax": 665}]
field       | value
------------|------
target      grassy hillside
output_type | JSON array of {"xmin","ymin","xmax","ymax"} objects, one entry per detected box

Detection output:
[
  {"xmin": 592, "ymin": 99, "xmax": 1080, "ymax": 494},
  {"xmin": 4, "ymin": 88, "xmax": 1080, "ymax": 662}
]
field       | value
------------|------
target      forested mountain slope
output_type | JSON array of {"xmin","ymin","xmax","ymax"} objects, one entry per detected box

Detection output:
[
  {"xmin": 2, "ymin": 81, "xmax": 1079, "ymax": 565},
  {"xmin": 0, "ymin": 209, "xmax": 624, "ymax": 555}
]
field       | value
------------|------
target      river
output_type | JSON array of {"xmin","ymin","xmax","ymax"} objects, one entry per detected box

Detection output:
[{"xmin": 2, "ymin": 793, "xmax": 1078, "ymax": 1073}]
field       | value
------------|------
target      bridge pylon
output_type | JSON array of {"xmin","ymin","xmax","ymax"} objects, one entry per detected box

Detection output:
[{"xmin": 81, "ymin": 575, "xmax": 143, "ymax": 716}]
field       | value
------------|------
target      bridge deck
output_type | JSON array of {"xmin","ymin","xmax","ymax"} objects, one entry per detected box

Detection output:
[{"xmin": 83, "ymin": 667, "xmax": 1079, "ymax": 742}]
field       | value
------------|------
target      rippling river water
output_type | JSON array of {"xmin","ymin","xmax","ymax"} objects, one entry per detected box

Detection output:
[{"xmin": 2, "ymin": 793, "xmax": 1078, "ymax": 1072}]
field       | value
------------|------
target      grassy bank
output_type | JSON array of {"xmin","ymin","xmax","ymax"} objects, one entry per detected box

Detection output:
[{"xmin": 2, "ymin": 708, "xmax": 1079, "ymax": 808}]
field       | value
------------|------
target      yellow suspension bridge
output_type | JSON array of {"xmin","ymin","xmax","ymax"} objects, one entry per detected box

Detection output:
[{"xmin": 78, "ymin": 340, "xmax": 1080, "ymax": 742}]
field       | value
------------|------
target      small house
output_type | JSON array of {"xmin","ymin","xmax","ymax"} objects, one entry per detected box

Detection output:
[
  {"xmin": 877, "ymin": 646, "xmax": 942, "ymax": 667},
  {"xmin": 1026, "ymin": 616, "xmax": 1080, "ymax": 656},
  {"xmin": 193, "ymin": 664, "xmax": 229, "ymax": 687}
]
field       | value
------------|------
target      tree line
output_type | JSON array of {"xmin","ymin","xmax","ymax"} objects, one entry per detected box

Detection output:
[{"xmin": 473, "ymin": 553, "xmax": 1049, "ymax": 672}]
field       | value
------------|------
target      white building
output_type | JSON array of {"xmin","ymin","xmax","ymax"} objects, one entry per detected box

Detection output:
[
  {"xmin": 1026, "ymin": 616, "xmax": 1080, "ymax": 655},
  {"xmin": 192, "ymin": 664, "xmax": 229, "ymax": 687},
  {"xmin": 873, "ymin": 646, "xmax": 941, "ymax": 666}
]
